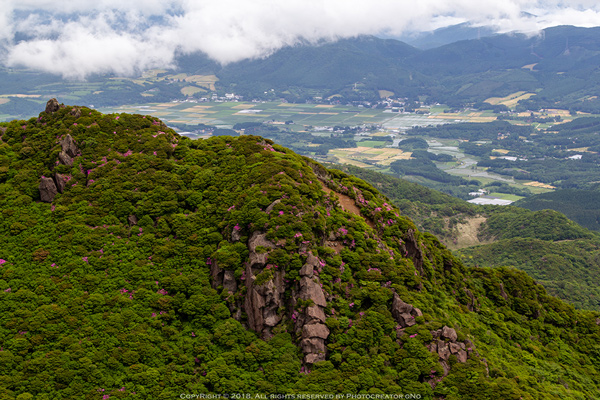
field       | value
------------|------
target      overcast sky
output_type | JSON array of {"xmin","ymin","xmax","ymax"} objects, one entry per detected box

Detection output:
[{"xmin": 2, "ymin": 0, "xmax": 600, "ymax": 79}]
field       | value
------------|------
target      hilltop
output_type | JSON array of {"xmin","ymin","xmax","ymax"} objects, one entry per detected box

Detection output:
[{"xmin": 1, "ymin": 101, "xmax": 600, "ymax": 398}]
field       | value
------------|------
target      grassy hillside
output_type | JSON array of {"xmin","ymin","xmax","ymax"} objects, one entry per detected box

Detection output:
[{"xmin": 1, "ymin": 103, "xmax": 600, "ymax": 398}]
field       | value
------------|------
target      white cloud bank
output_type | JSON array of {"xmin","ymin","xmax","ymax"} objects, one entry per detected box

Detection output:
[{"xmin": 2, "ymin": 0, "xmax": 600, "ymax": 79}]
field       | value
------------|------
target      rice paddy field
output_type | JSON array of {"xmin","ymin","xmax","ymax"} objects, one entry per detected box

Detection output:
[{"xmin": 98, "ymin": 101, "xmax": 493, "ymax": 130}]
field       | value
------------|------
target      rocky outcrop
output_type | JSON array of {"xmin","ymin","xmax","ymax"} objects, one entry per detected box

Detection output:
[
  {"xmin": 69, "ymin": 107, "xmax": 82, "ymax": 118},
  {"xmin": 296, "ymin": 252, "xmax": 330, "ymax": 364},
  {"xmin": 45, "ymin": 98, "xmax": 61, "ymax": 114},
  {"xmin": 391, "ymin": 292, "xmax": 422, "ymax": 328},
  {"xmin": 265, "ymin": 199, "xmax": 281, "ymax": 214},
  {"xmin": 128, "ymin": 215, "xmax": 138, "ymax": 226},
  {"xmin": 39, "ymin": 177, "xmax": 58, "ymax": 203},
  {"xmin": 244, "ymin": 268, "xmax": 285, "ymax": 337},
  {"xmin": 60, "ymin": 134, "xmax": 79, "ymax": 158},
  {"xmin": 403, "ymin": 229, "xmax": 424, "ymax": 271},
  {"xmin": 54, "ymin": 173, "xmax": 68, "ymax": 193},
  {"xmin": 426, "ymin": 326, "xmax": 473, "ymax": 387},
  {"xmin": 58, "ymin": 151, "xmax": 73, "ymax": 166},
  {"xmin": 248, "ymin": 231, "xmax": 276, "ymax": 267}
]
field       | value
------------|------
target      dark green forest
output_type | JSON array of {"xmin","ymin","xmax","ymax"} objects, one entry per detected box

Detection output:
[{"xmin": 1, "ymin": 104, "xmax": 600, "ymax": 399}]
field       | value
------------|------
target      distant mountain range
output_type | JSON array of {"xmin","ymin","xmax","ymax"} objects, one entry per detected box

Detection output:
[
  {"xmin": 175, "ymin": 25, "xmax": 600, "ymax": 111},
  {"xmin": 2, "ymin": 25, "xmax": 600, "ymax": 117}
]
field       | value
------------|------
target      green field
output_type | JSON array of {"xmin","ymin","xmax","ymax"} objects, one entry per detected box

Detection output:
[{"xmin": 98, "ymin": 101, "xmax": 485, "ymax": 130}]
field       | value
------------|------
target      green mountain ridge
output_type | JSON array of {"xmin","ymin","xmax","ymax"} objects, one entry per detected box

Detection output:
[{"xmin": 1, "ymin": 102, "xmax": 600, "ymax": 398}]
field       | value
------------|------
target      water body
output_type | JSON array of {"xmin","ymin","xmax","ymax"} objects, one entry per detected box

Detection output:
[{"xmin": 427, "ymin": 139, "xmax": 515, "ymax": 183}]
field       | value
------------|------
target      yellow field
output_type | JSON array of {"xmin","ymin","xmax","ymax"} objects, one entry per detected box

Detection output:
[
  {"xmin": 329, "ymin": 147, "xmax": 412, "ymax": 167},
  {"xmin": 315, "ymin": 105, "xmax": 334, "ymax": 108},
  {"xmin": 0, "ymin": 98, "xmax": 10, "ymax": 105},
  {"xmin": 485, "ymin": 91, "xmax": 536, "ymax": 107},
  {"xmin": 524, "ymin": 181, "xmax": 556, "ymax": 189},
  {"xmin": 181, "ymin": 86, "xmax": 205, "ymax": 96},
  {"xmin": 522, "ymin": 63, "xmax": 538, "ymax": 71},
  {"xmin": 232, "ymin": 104, "xmax": 255, "ymax": 109},
  {"xmin": 378, "ymin": 90, "xmax": 394, "ymax": 99},
  {"xmin": 492, "ymin": 149, "xmax": 510, "ymax": 154},
  {"xmin": 183, "ymin": 75, "xmax": 218, "ymax": 91},
  {"xmin": 318, "ymin": 112, "xmax": 338, "ymax": 115}
]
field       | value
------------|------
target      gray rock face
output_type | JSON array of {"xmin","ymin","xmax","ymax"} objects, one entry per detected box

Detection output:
[
  {"xmin": 58, "ymin": 151, "xmax": 73, "ymax": 166},
  {"xmin": 265, "ymin": 199, "xmax": 281, "ymax": 213},
  {"xmin": 301, "ymin": 337, "xmax": 326, "ymax": 353},
  {"xmin": 299, "ymin": 263, "xmax": 314, "ymax": 277},
  {"xmin": 299, "ymin": 277, "xmax": 327, "ymax": 307},
  {"xmin": 60, "ymin": 134, "xmax": 79, "ymax": 158},
  {"xmin": 457, "ymin": 350, "xmax": 468, "ymax": 363},
  {"xmin": 70, "ymin": 107, "xmax": 82, "ymax": 118},
  {"xmin": 437, "ymin": 341, "xmax": 450, "ymax": 360},
  {"xmin": 231, "ymin": 228, "xmax": 241, "ymax": 242},
  {"xmin": 302, "ymin": 324, "xmax": 330, "ymax": 339},
  {"xmin": 247, "ymin": 231, "xmax": 276, "ymax": 267},
  {"xmin": 54, "ymin": 173, "xmax": 68, "ymax": 193},
  {"xmin": 45, "ymin": 98, "xmax": 60, "ymax": 113},
  {"xmin": 391, "ymin": 292, "xmax": 422, "ymax": 327},
  {"xmin": 244, "ymin": 268, "xmax": 285, "ymax": 337},
  {"xmin": 223, "ymin": 270, "xmax": 237, "ymax": 293},
  {"xmin": 442, "ymin": 326, "xmax": 458, "ymax": 342},
  {"xmin": 39, "ymin": 177, "xmax": 58, "ymax": 203},
  {"xmin": 306, "ymin": 305, "xmax": 326, "ymax": 323}
]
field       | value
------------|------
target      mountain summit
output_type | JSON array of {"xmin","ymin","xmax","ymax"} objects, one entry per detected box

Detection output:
[{"xmin": 0, "ymin": 100, "xmax": 599, "ymax": 398}]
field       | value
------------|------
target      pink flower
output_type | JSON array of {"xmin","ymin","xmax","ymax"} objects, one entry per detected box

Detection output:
[
  {"xmin": 4, "ymin": 288, "xmax": 11, "ymax": 293},
  {"xmin": 409, "ymin": 333, "xmax": 418, "ymax": 338},
  {"xmin": 0, "ymin": 259, "xmax": 6, "ymax": 265},
  {"xmin": 279, "ymin": 211, "xmax": 284, "ymax": 216},
  {"xmin": 82, "ymin": 257, "xmax": 88, "ymax": 263}
]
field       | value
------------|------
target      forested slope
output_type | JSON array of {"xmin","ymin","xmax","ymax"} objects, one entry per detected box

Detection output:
[{"xmin": 0, "ymin": 102, "xmax": 600, "ymax": 399}]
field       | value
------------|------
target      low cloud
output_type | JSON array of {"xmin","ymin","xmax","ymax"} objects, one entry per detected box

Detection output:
[{"xmin": 2, "ymin": 0, "xmax": 600, "ymax": 79}]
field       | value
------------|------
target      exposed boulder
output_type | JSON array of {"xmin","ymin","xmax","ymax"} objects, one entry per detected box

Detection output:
[
  {"xmin": 302, "ymin": 323, "xmax": 330, "ymax": 339},
  {"xmin": 231, "ymin": 228, "xmax": 241, "ymax": 242},
  {"xmin": 58, "ymin": 151, "xmax": 73, "ymax": 166},
  {"xmin": 128, "ymin": 215, "xmax": 138, "ymax": 226},
  {"xmin": 437, "ymin": 341, "xmax": 451, "ymax": 360},
  {"xmin": 69, "ymin": 107, "xmax": 82, "ymax": 118},
  {"xmin": 306, "ymin": 305, "xmax": 326, "ymax": 323},
  {"xmin": 391, "ymin": 292, "xmax": 422, "ymax": 327},
  {"xmin": 301, "ymin": 337, "xmax": 326, "ymax": 354},
  {"xmin": 54, "ymin": 173, "xmax": 68, "ymax": 193},
  {"xmin": 442, "ymin": 326, "xmax": 458, "ymax": 342},
  {"xmin": 39, "ymin": 177, "xmax": 58, "ymax": 203},
  {"xmin": 59, "ymin": 134, "xmax": 79, "ymax": 158},
  {"xmin": 248, "ymin": 231, "xmax": 276, "ymax": 267},
  {"xmin": 299, "ymin": 263, "xmax": 314, "ymax": 277},
  {"xmin": 223, "ymin": 270, "xmax": 237, "ymax": 293},
  {"xmin": 265, "ymin": 199, "xmax": 281, "ymax": 213},
  {"xmin": 45, "ymin": 98, "xmax": 61, "ymax": 114},
  {"xmin": 299, "ymin": 277, "xmax": 327, "ymax": 307}
]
